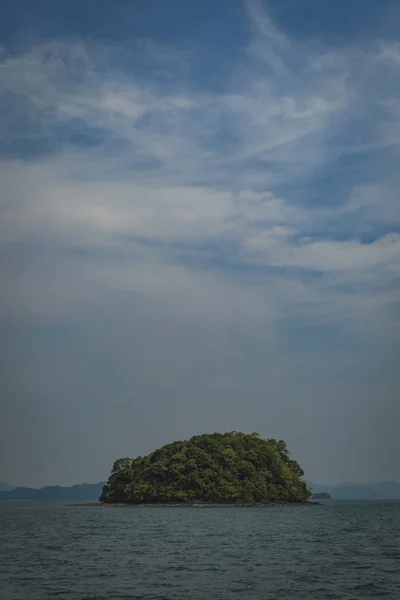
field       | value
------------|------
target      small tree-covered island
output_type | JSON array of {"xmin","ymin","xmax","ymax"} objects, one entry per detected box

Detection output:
[
  {"xmin": 312, "ymin": 492, "xmax": 332, "ymax": 500},
  {"xmin": 100, "ymin": 432, "xmax": 314, "ymax": 506}
]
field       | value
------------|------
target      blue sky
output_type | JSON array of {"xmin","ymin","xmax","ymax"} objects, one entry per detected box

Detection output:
[{"xmin": 0, "ymin": 0, "xmax": 399, "ymax": 486}]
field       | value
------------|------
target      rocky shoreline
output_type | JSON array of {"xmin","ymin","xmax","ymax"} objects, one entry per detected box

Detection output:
[{"xmin": 72, "ymin": 500, "xmax": 321, "ymax": 508}]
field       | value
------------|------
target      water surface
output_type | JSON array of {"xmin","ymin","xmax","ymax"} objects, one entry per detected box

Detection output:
[{"xmin": 1, "ymin": 501, "xmax": 399, "ymax": 599}]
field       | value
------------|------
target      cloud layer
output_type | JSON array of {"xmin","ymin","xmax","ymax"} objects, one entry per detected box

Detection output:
[{"xmin": 0, "ymin": 0, "xmax": 399, "ymax": 486}]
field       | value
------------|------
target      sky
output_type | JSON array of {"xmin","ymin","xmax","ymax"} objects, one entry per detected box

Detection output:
[{"xmin": 0, "ymin": 0, "xmax": 399, "ymax": 487}]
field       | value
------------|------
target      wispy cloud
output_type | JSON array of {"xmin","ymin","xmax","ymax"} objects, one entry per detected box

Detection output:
[
  {"xmin": 1, "ymin": 1, "xmax": 399, "ymax": 328},
  {"xmin": 0, "ymin": 0, "xmax": 399, "ymax": 484}
]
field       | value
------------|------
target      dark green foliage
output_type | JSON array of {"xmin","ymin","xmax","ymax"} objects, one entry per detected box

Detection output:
[{"xmin": 100, "ymin": 432, "xmax": 311, "ymax": 504}]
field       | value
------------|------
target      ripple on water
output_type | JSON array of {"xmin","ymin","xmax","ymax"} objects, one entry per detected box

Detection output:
[{"xmin": 0, "ymin": 502, "xmax": 400, "ymax": 600}]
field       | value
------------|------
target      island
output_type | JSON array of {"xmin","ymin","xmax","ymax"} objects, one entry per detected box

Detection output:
[
  {"xmin": 311, "ymin": 492, "xmax": 332, "ymax": 500},
  {"xmin": 99, "ymin": 432, "xmax": 315, "ymax": 506}
]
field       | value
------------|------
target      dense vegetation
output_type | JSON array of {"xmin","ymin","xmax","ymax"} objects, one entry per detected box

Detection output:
[{"xmin": 100, "ymin": 432, "xmax": 311, "ymax": 504}]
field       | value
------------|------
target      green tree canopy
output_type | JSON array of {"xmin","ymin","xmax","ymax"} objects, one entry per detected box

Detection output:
[{"xmin": 100, "ymin": 432, "xmax": 311, "ymax": 505}]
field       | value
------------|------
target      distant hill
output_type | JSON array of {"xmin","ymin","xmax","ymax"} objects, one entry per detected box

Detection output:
[
  {"xmin": 0, "ymin": 482, "xmax": 106, "ymax": 502},
  {"xmin": 369, "ymin": 481, "xmax": 400, "ymax": 498},
  {"xmin": 308, "ymin": 481, "xmax": 400, "ymax": 500},
  {"xmin": 0, "ymin": 482, "xmax": 17, "ymax": 492},
  {"xmin": 2, "ymin": 478, "xmax": 398, "ymax": 502}
]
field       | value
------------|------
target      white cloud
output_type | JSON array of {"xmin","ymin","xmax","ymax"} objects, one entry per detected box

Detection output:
[
  {"xmin": 0, "ymin": 1, "xmax": 399, "ymax": 342},
  {"xmin": 2, "ymin": 2, "xmax": 400, "ymax": 487},
  {"xmin": 243, "ymin": 229, "xmax": 400, "ymax": 273}
]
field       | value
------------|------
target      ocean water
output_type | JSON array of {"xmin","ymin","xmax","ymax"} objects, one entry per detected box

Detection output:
[{"xmin": 0, "ymin": 501, "xmax": 399, "ymax": 600}]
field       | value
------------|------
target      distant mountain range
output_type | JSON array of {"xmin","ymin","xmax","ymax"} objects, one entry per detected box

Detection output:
[
  {"xmin": 0, "ymin": 480, "xmax": 399, "ymax": 502},
  {"xmin": 0, "ymin": 482, "xmax": 17, "ymax": 492},
  {"xmin": 308, "ymin": 481, "xmax": 400, "ymax": 500},
  {"xmin": 0, "ymin": 482, "xmax": 105, "ymax": 502}
]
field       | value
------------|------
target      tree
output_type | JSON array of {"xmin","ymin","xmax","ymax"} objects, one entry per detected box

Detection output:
[{"xmin": 100, "ymin": 432, "xmax": 311, "ymax": 505}]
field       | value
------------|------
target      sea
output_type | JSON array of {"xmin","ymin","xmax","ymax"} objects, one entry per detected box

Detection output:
[{"xmin": 0, "ymin": 500, "xmax": 399, "ymax": 600}]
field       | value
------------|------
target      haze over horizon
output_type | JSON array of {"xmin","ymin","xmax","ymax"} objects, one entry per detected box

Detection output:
[{"xmin": 1, "ymin": 0, "xmax": 399, "ymax": 488}]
